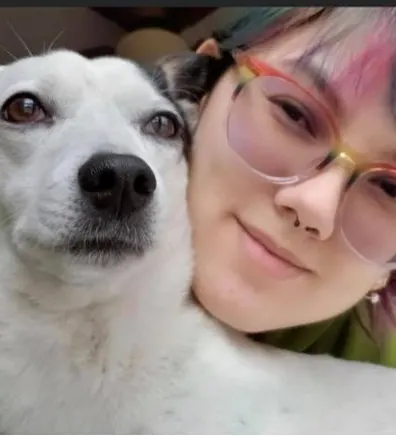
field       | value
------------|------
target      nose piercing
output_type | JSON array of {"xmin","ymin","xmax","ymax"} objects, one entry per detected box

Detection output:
[{"xmin": 293, "ymin": 216, "xmax": 315, "ymax": 234}]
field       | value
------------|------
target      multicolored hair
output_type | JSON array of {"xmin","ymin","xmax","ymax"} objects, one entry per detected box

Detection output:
[
  {"xmin": 207, "ymin": 7, "xmax": 396, "ymax": 367},
  {"xmin": 214, "ymin": 7, "xmax": 326, "ymax": 51}
]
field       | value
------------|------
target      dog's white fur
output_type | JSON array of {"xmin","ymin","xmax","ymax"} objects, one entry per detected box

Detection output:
[{"xmin": 0, "ymin": 50, "xmax": 394, "ymax": 434}]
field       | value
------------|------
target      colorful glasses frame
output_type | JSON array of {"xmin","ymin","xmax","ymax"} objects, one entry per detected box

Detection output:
[{"xmin": 231, "ymin": 52, "xmax": 396, "ymax": 186}]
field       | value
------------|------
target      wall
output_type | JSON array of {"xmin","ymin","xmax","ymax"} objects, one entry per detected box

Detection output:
[
  {"xmin": 181, "ymin": 8, "xmax": 247, "ymax": 47},
  {"xmin": 0, "ymin": 7, "xmax": 241, "ymax": 65},
  {"xmin": 0, "ymin": 7, "xmax": 125, "ymax": 64}
]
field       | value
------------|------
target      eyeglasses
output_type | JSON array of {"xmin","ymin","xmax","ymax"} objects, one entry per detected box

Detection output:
[{"xmin": 227, "ymin": 53, "xmax": 396, "ymax": 268}]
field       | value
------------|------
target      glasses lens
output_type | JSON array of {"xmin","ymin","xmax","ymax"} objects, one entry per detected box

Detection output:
[
  {"xmin": 227, "ymin": 76, "xmax": 336, "ymax": 180},
  {"xmin": 341, "ymin": 170, "xmax": 396, "ymax": 265}
]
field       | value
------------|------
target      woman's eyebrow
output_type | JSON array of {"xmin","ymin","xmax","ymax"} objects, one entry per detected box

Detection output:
[
  {"xmin": 290, "ymin": 57, "xmax": 340, "ymax": 111},
  {"xmin": 294, "ymin": 43, "xmax": 396, "ymax": 126}
]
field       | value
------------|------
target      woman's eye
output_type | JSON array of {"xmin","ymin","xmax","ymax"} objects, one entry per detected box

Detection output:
[
  {"xmin": 1, "ymin": 93, "xmax": 48, "ymax": 124},
  {"xmin": 271, "ymin": 98, "xmax": 316, "ymax": 137},
  {"xmin": 143, "ymin": 112, "xmax": 181, "ymax": 139},
  {"xmin": 370, "ymin": 176, "xmax": 396, "ymax": 199}
]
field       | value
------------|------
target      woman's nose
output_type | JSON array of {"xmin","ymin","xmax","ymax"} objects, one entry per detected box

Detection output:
[{"xmin": 274, "ymin": 165, "xmax": 350, "ymax": 240}]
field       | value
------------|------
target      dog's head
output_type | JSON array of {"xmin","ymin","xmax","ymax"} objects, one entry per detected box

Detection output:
[{"xmin": 0, "ymin": 49, "xmax": 226, "ymax": 305}]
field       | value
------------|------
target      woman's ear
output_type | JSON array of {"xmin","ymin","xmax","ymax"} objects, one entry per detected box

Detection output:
[{"xmin": 196, "ymin": 38, "xmax": 222, "ymax": 59}]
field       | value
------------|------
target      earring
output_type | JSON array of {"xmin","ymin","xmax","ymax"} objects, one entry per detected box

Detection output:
[
  {"xmin": 294, "ymin": 218, "xmax": 300, "ymax": 228},
  {"xmin": 365, "ymin": 275, "xmax": 389, "ymax": 305},
  {"xmin": 365, "ymin": 291, "xmax": 380, "ymax": 304}
]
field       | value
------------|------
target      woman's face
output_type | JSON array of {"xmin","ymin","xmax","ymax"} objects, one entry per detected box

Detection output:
[{"xmin": 188, "ymin": 19, "xmax": 396, "ymax": 332}]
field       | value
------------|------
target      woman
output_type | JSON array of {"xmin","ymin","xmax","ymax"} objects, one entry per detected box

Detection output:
[{"xmin": 186, "ymin": 7, "xmax": 396, "ymax": 367}]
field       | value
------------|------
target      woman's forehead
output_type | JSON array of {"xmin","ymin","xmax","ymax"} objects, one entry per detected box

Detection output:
[{"xmin": 303, "ymin": 33, "xmax": 394, "ymax": 103}]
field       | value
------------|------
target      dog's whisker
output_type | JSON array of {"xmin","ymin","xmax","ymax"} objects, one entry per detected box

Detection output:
[
  {"xmin": 0, "ymin": 44, "xmax": 17, "ymax": 61},
  {"xmin": 6, "ymin": 20, "xmax": 33, "ymax": 57},
  {"xmin": 47, "ymin": 29, "xmax": 65, "ymax": 53}
]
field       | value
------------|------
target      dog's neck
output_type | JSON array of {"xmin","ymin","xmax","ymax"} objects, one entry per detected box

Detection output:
[{"xmin": 0, "ymin": 212, "xmax": 236, "ymax": 370}]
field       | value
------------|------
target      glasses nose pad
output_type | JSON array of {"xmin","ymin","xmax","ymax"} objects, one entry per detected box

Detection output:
[
  {"xmin": 317, "ymin": 148, "xmax": 358, "ymax": 171},
  {"xmin": 336, "ymin": 150, "xmax": 359, "ymax": 172}
]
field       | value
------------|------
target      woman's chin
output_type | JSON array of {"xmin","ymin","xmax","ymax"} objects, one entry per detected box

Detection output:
[
  {"xmin": 192, "ymin": 253, "xmax": 323, "ymax": 334},
  {"xmin": 193, "ymin": 262, "xmax": 273, "ymax": 333}
]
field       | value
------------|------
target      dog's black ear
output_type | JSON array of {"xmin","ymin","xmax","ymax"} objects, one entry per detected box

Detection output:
[{"xmin": 151, "ymin": 51, "xmax": 234, "ymax": 132}]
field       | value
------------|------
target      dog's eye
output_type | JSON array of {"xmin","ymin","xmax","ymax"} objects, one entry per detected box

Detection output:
[
  {"xmin": 143, "ymin": 112, "xmax": 181, "ymax": 139},
  {"xmin": 1, "ymin": 93, "xmax": 48, "ymax": 124}
]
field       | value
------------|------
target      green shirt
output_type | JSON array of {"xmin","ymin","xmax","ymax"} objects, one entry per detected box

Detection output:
[{"xmin": 258, "ymin": 301, "xmax": 396, "ymax": 368}]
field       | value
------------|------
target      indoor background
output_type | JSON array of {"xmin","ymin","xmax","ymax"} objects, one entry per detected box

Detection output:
[{"xmin": 0, "ymin": 7, "xmax": 245, "ymax": 65}]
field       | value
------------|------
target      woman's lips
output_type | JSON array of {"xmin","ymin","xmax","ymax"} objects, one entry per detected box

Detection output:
[{"xmin": 238, "ymin": 220, "xmax": 311, "ymax": 280}]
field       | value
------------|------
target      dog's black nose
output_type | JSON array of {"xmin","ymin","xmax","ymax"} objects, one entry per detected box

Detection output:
[{"xmin": 78, "ymin": 152, "xmax": 157, "ymax": 218}]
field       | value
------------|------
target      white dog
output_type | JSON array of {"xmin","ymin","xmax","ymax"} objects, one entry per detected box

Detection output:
[{"xmin": 0, "ymin": 50, "xmax": 394, "ymax": 434}]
